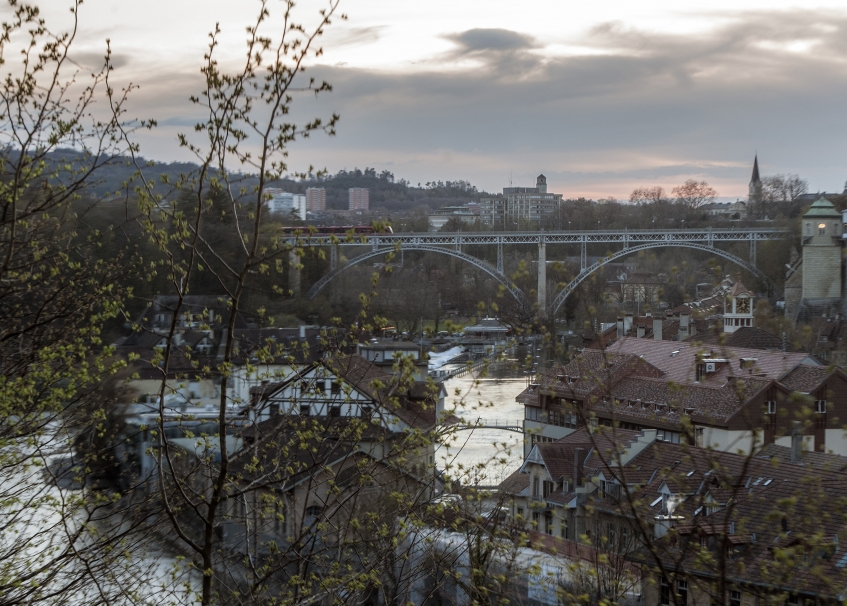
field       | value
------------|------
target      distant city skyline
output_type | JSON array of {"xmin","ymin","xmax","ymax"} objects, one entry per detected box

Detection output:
[{"xmin": 29, "ymin": 0, "xmax": 847, "ymax": 198}]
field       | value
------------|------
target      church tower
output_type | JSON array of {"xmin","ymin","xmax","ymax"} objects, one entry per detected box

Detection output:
[
  {"xmin": 536, "ymin": 174, "xmax": 547, "ymax": 194},
  {"xmin": 801, "ymin": 197, "xmax": 842, "ymax": 301},
  {"xmin": 748, "ymin": 155, "xmax": 762, "ymax": 215},
  {"xmin": 723, "ymin": 275, "xmax": 754, "ymax": 333}
]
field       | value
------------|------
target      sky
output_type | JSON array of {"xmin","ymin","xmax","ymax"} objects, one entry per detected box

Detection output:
[{"xmin": 22, "ymin": 0, "xmax": 847, "ymax": 199}]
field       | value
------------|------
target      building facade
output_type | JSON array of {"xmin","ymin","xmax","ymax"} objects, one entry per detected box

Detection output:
[
  {"xmin": 348, "ymin": 188, "xmax": 369, "ymax": 211},
  {"xmin": 480, "ymin": 174, "xmax": 564, "ymax": 226},
  {"xmin": 305, "ymin": 187, "xmax": 326, "ymax": 212},
  {"xmin": 427, "ymin": 204, "xmax": 480, "ymax": 231},
  {"xmin": 264, "ymin": 188, "xmax": 306, "ymax": 219}
]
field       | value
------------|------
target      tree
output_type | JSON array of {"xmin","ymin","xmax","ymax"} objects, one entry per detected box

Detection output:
[
  {"xmin": 629, "ymin": 186, "xmax": 667, "ymax": 205},
  {"xmin": 762, "ymin": 174, "xmax": 808, "ymax": 203},
  {"xmin": 672, "ymin": 179, "xmax": 717, "ymax": 208},
  {"xmin": 0, "ymin": 1, "xmax": 187, "ymax": 603}
]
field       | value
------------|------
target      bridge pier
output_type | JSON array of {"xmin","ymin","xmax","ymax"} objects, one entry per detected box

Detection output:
[
  {"xmin": 538, "ymin": 240, "xmax": 547, "ymax": 318},
  {"xmin": 750, "ymin": 233, "xmax": 757, "ymax": 266},
  {"xmin": 497, "ymin": 241, "xmax": 503, "ymax": 274},
  {"xmin": 288, "ymin": 248, "xmax": 301, "ymax": 297}
]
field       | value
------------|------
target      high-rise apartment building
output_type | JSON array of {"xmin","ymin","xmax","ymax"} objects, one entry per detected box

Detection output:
[
  {"xmin": 306, "ymin": 187, "xmax": 326, "ymax": 212},
  {"xmin": 348, "ymin": 188, "xmax": 369, "ymax": 211},
  {"xmin": 479, "ymin": 174, "xmax": 563, "ymax": 227}
]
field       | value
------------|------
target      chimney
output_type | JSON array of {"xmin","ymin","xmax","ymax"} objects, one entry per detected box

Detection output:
[
  {"xmin": 653, "ymin": 318, "xmax": 663, "ymax": 341},
  {"xmin": 616, "ymin": 317, "xmax": 624, "ymax": 339},
  {"xmin": 679, "ymin": 312, "xmax": 690, "ymax": 341},
  {"xmin": 637, "ymin": 324, "xmax": 646, "ymax": 338},
  {"xmin": 573, "ymin": 448, "xmax": 584, "ymax": 487},
  {"xmin": 624, "ymin": 313, "xmax": 633, "ymax": 335},
  {"xmin": 791, "ymin": 421, "xmax": 803, "ymax": 463}
]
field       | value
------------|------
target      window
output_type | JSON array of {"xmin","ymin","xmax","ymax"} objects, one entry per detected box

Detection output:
[
  {"xmin": 516, "ymin": 507, "xmax": 524, "ymax": 520},
  {"xmin": 275, "ymin": 501, "xmax": 287, "ymax": 535},
  {"xmin": 561, "ymin": 518, "xmax": 568, "ymax": 540},
  {"xmin": 815, "ymin": 400, "xmax": 826, "ymax": 413},
  {"xmin": 700, "ymin": 535, "xmax": 708, "ymax": 549},
  {"xmin": 767, "ymin": 400, "xmax": 776, "ymax": 415},
  {"xmin": 532, "ymin": 511, "xmax": 539, "ymax": 528},
  {"xmin": 533, "ymin": 477, "xmax": 540, "ymax": 498},
  {"xmin": 329, "ymin": 406, "xmax": 341, "ymax": 418},
  {"xmin": 544, "ymin": 512, "xmax": 553, "ymax": 535},
  {"xmin": 678, "ymin": 580, "xmax": 688, "ymax": 605},
  {"xmin": 819, "ymin": 223, "xmax": 827, "ymax": 235},
  {"xmin": 695, "ymin": 427, "xmax": 704, "ymax": 448},
  {"xmin": 269, "ymin": 401, "xmax": 279, "ymax": 416},
  {"xmin": 314, "ymin": 381, "xmax": 324, "ymax": 393},
  {"xmin": 730, "ymin": 590, "xmax": 741, "ymax": 606},
  {"xmin": 299, "ymin": 404, "xmax": 311, "ymax": 417},
  {"xmin": 660, "ymin": 579, "xmax": 670, "ymax": 605},
  {"xmin": 361, "ymin": 405, "xmax": 373, "ymax": 420},
  {"xmin": 331, "ymin": 381, "xmax": 341, "ymax": 395}
]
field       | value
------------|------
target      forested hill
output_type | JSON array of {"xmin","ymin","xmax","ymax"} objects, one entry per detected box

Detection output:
[
  {"xmin": 43, "ymin": 149, "xmax": 488, "ymax": 212},
  {"xmin": 267, "ymin": 168, "xmax": 489, "ymax": 212}
]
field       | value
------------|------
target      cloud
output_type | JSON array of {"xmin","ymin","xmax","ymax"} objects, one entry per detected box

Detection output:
[
  {"xmin": 446, "ymin": 28, "xmax": 537, "ymax": 53},
  {"xmin": 120, "ymin": 9, "xmax": 847, "ymax": 197},
  {"xmin": 69, "ymin": 50, "xmax": 131, "ymax": 70},
  {"xmin": 323, "ymin": 25, "xmax": 386, "ymax": 48}
]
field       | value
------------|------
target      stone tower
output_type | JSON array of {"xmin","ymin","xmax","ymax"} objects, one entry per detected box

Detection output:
[
  {"xmin": 536, "ymin": 174, "xmax": 547, "ymax": 194},
  {"xmin": 801, "ymin": 197, "xmax": 842, "ymax": 301},
  {"xmin": 723, "ymin": 275, "xmax": 754, "ymax": 333}
]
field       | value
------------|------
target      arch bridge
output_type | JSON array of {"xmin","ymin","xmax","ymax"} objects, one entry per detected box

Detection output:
[
  {"xmin": 285, "ymin": 228, "xmax": 789, "ymax": 317},
  {"xmin": 449, "ymin": 418, "xmax": 524, "ymax": 434}
]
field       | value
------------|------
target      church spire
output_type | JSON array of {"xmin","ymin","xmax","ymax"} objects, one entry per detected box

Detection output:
[{"xmin": 751, "ymin": 154, "xmax": 760, "ymax": 184}]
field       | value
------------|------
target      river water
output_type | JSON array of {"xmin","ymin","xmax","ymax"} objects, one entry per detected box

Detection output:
[{"xmin": 436, "ymin": 354, "xmax": 531, "ymax": 486}]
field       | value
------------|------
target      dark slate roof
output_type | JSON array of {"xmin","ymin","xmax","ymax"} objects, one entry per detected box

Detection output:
[
  {"xmin": 779, "ymin": 365, "xmax": 838, "ymax": 393},
  {"xmin": 500, "ymin": 469, "xmax": 530, "ymax": 495},
  {"xmin": 516, "ymin": 350, "xmax": 664, "ymax": 406},
  {"xmin": 689, "ymin": 326, "xmax": 802, "ymax": 353},
  {"xmin": 606, "ymin": 338, "xmax": 816, "ymax": 385},
  {"xmin": 756, "ymin": 443, "xmax": 847, "ymax": 473},
  {"xmin": 600, "ymin": 375, "xmax": 771, "ymax": 425}
]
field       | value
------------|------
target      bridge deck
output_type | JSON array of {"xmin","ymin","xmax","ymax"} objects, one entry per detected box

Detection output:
[
  {"xmin": 450, "ymin": 418, "xmax": 524, "ymax": 434},
  {"xmin": 283, "ymin": 228, "xmax": 789, "ymax": 247}
]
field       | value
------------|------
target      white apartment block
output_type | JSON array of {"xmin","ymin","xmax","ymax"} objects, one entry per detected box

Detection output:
[{"xmin": 264, "ymin": 188, "xmax": 306, "ymax": 220}]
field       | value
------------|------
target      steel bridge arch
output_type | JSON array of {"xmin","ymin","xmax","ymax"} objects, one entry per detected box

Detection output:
[
  {"xmin": 550, "ymin": 242, "xmax": 768, "ymax": 316},
  {"xmin": 307, "ymin": 244, "xmax": 527, "ymax": 304}
]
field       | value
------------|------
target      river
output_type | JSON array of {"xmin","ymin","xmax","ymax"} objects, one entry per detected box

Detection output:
[{"xmin": 436, "ymin": 355, "xmax": 530, "ymax": 487}]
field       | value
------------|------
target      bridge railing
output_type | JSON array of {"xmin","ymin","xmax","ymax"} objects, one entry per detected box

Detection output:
[{"xmin": 454, "ymin": 418, "xmax": 524, "ymax": 432}]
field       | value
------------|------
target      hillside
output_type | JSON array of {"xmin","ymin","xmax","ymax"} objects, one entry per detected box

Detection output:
[{"xmin": 42, "ymin": 149, "xmax": 487, "ymax": 212}]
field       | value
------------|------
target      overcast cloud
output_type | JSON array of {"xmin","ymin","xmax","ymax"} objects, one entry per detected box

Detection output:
[{"xmin": 100, "ymin": 6, "xmax": 847, "ymax": 198}]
